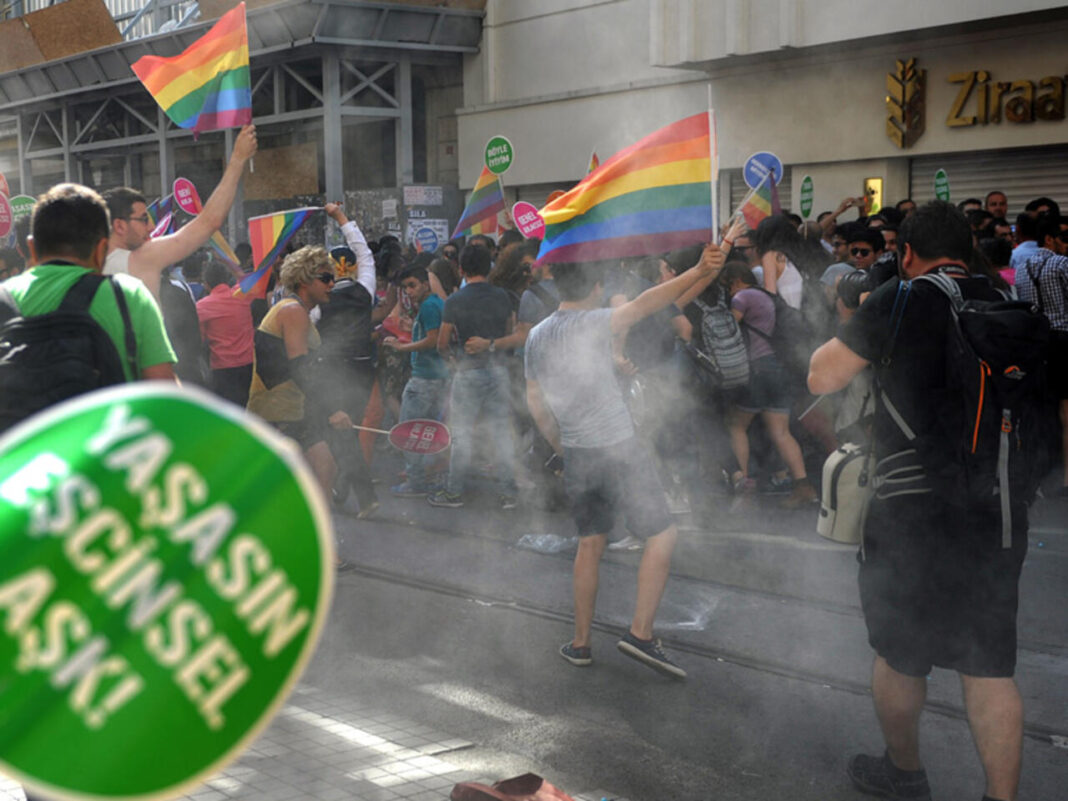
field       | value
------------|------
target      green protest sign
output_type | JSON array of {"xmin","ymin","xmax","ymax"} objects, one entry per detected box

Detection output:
[
  {"xmin": 9, "ymin": 194, "xmax": 36, "ymax": 220},
  {"xmin": 0, "ymin": 384, "xmax": 334, "ymax": 801},
  {"xmin": 484, "ymin": 135, "xmax": 514, "ymax": 175},
  {"xmin": 934, "ymin": 168, "xmax": 950, "ymax": 202},
  {"xmin": 799, "ymin": 175, "xmax": 814, "ymax": 219}
]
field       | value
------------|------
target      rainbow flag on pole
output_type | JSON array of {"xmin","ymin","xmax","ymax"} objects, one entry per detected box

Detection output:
[
  {"xmin": 451, "ymin": 166, "xmax": 504, "ymax": 239},
  {"xmin": 235, "ymin": 207, "xmax": 318, "ymax": 297},
  {"xmin": 131, "ymin": 3, "xmax": 252, "ymax": 134},
  {"xmin": 536, "ymin": 113, "xmax": 713, "ymax": 265},
  {"xmin": 737, "ymin": 172, "xmax": 782, "ymax": 230}
]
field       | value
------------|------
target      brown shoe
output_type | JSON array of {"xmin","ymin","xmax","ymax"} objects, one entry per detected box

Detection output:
[{"xmin": 780, "ymin": 479, "xmax": 818, "ymax": 509}]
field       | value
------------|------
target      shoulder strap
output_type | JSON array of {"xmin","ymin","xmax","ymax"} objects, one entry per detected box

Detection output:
[
  {"xmin": 0, "ymin": 286, "xmax": 18, "ymax": 325},
  {"xmin": 914, "ymin": 271, "xmax": 963, "ymax": 311},
  {"xmin": 58, "ymin": 272, "xmax": 107, "ymax": 312},
  {"xmin": 529, "ymin": 282, "xmax": 559, "ymax": 312},
  {"xmin": 109, "ymin": 278, "xmax": 139, "ymax": 379},
  {"xmin": 1024, "ymin": 259, "xmax": 1047, "ymax": 314}
]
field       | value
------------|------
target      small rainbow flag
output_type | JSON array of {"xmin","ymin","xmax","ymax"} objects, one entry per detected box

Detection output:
[
  {"xmin": 536, "ymin": 113, "xmax": 713, "ymax": 265},
  {"xmin": 738, "ymin": 172, "xmax": 782, "ymax": 230},
  {"xmin": 131, "ymin": 3, "xmax": 252, "ymax": 134},
  {"xmin": 235, "ymin": 207, "xmax": 318, "ymax": 297},
  {"xmin": 146, "ymin": 195, "xmax": 174, "ymax": 238},
  {"xmin": 587, "ymin": 152, "xmax": 600, "ymax": 174},
  {"xmin": 451, "ymin": 166, "xmax": 504, "ymax": 239},
  {"xmin": 208, "ymin": 230, "xmax": 241, "ymax": 270}
]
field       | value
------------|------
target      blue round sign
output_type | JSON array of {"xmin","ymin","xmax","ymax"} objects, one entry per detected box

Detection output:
[
  {"xmin": 414, "ymin": 226, "xmax": 439, "ymax": 253},
  {"xmin": 743, "ymin": 151, "xmax": 784, "ymax": 190}
]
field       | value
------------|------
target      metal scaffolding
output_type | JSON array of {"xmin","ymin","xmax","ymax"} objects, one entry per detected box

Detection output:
[{"xmin": 0, "ymin": 0, "xmax": 482, "ymax": 202}]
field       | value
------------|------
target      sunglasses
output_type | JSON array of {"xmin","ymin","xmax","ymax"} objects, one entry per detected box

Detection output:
[
  {"xmin": 850, "ymin": 247, "xmax": 873, "ymax": 257},
  {"xmin": 317, "ymin": 272, "xmax": 336, "ymax": 284},
  {"xmin": 126, "ymin": 214, "xmax": 150, "ymax": 224}
]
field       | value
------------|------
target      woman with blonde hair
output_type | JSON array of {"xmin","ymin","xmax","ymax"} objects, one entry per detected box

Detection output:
[{"xmin": 248, "ymin": 240, "xmax": 359, "ymax": 540}]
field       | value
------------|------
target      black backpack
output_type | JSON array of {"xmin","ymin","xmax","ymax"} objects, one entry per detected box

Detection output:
[
  {"xmin": 882, "ymin": 272, "xmax": 1053, "ymax": 546},
  {"xmin": 0, "ymin": 272, "xmax": 138, "ymax": 434},
  {"xmin": 742, "ymin": 286, "xmax": 814, "ymax": 380}
]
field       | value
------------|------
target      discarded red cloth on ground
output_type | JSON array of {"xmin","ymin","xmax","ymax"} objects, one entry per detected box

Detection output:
[{"xmin": 451, "ymin": 772, "xmax": 576, "ymax": 801}]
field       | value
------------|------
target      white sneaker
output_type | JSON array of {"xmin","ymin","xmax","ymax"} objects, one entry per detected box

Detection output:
[{"xmin": 607, "ymin": 534, "xmax": 644, "ymax": 551}]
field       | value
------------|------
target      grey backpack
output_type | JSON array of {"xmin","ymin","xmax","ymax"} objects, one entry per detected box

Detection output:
[{"xmin": 692, "ymin": 295, "xmax": 749, "ymax": 390}]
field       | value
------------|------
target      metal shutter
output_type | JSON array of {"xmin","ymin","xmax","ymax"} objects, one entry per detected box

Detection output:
[{"xmin": 909, "ymin": 146, "xmax": 1068, "ymax": 219}]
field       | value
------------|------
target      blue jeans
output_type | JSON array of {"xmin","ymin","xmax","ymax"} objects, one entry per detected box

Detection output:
[
  {"xmin": 399, "ymin": 376, "xmax": 447, "ymax": 490},
  {"xmin": 446, "ymin": 365, "xmax": 516, "ymax": 496}
]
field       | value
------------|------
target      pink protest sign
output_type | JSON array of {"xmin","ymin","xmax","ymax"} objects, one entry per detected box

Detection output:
[
  {"xmin": 0, "ymin": 194, "xmax": 12, "ymax": 238},
  {"xmin": 0, "ymin": 172, "xmax": 9, "ymax": 198},
  {"xmin": 388, "ymin": 419, "xmax": 451, "ymax": 455},
  {"xmin": 150, "ymin": 212, "xmax": 172, "ymax": 239},
  {"xmin": 511, "ymin": 201, "xmax": 545, "ymax": 240},
  {"xmin": 173, "ymin": 177, "xmax": 203, "ymax": 215}
]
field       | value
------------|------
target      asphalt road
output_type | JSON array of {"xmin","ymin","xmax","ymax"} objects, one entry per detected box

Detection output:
[{"xmin": 305, "ymin": 463, "xmax": 1068, "ymax": 801}]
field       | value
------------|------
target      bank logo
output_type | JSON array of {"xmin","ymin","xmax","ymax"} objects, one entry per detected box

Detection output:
[{"xmin": 886, "ymin": 58, "xmax": 926, "ymax": 149}]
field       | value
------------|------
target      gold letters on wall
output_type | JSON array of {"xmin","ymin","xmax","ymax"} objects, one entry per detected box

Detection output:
[
  {"xmin": 946, "ymin": 71, "xmax": 1066, "ymax": 127},
  {"xmin": 886, "ymin": 59, "xmax": 926, "ymax": 149}
]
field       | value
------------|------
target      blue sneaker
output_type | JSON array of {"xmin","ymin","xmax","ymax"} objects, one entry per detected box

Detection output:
[
  {"xmin": 617, "ymin": 631, "xmax": 686, "ymax": 679},
  {"xmin": 391, "ymin": 482, "xmax": 427, "ymax": 498},
  {"xmin": 559, "ymin": 642, "xmax": 592, "ymax": 666}
]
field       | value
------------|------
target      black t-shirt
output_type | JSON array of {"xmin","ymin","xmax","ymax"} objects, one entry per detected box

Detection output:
[
  {"xmin": 442, "ymin": 281, "xmax": 514, "ymax": 367},
  {"xmin": 317, "ymin": 279, "xmax": 374, "ymax": 361},
  {"xmin": 838, "ymin": 270, "xmax": 1003, "ymax": 460}
]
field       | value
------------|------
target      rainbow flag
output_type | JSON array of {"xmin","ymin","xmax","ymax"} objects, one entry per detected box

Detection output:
[
  {"xmin": 208, "ymin": 230, "xmax": 241, "ymax": 270},
  {"xmin": 235, "ymin": 207, "xmax": 318, "ymax": 297},
  {"xmin": 587, "ymin": 152, "xmax": 600, "ymax": 174},
  {"xmin": 146, "ymin": 195, "xmax": 174, "ymax": 238},
  {"xmin": 536, "ymin": 113, "xmax": 713, "ymax": 265},
  {"xmin": 738, "ymin": 172, "xmax": 782, "ymax": 230},
  {"xmin": 451, "ymin": 166, "xmax": 504, "ymax": 239},
  {"xmin": 131, "ymin": 4, "xmax": 252, "ymax": 134}
]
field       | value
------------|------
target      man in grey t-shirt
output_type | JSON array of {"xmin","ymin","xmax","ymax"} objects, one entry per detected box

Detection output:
[{"xmin": 525, "ymin": 244, "xmax": 725, "ymax": 679}]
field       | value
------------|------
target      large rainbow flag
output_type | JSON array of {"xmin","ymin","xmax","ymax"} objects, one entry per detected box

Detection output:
[
  {"xmin": 536, "ymin": 113, "xmax": 713, "ymax": 265},
  {"xmin": 451, "ymin": 166, "xmax": 504, "ymax": 239},
  {"xmin": 738, "ymin": 172, "xmax": 782, "ymax": 230},
  {"xmin": 235, "ymin": 207, "xmax": 318, "ymax": 297},
  {"xmin": 131, "ymin": 3, "xmax": 252, "ymax": 134}
]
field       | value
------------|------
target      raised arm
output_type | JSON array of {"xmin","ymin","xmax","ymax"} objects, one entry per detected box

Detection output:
[
  {"xmin": 609, "ymin": 243, "xmax": 724, "ymax": 335},
  {"xmin": 129, "ymin": 125, "xmax": 258, "ymax": 292},
  {"xmin": 326, "ymin": 201, "xmax": 376, "ymax": 299}
]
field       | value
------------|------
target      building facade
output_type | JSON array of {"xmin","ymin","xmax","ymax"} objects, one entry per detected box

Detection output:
[{"xmin": 458, "ymin": 0, "xmax": 1068, "ymax": 221}]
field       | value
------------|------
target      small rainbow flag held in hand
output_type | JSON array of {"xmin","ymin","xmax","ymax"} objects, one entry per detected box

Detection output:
[
  {"xmin": 536, "ymin": 113, "xmax": 713, "ymax": 265},
  {"xmin": 738, "ymin": 172, "xmax": 782, "ymax": 230},
  {"xmin": 131, "ymin": 3, "xmax": 252, "ymax": 134},
  {"xmin": 451, "ymin": 166, "xmax": 504, "ymax": 239},
  {"xmin": 235, "ymin": 207, "xmax": 318, "ymax": 297}
]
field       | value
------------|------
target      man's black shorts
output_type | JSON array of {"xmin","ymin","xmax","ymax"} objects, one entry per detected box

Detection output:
[
  {"xmin": 858, "ymin": 494, "xmax": 1028, "ymax": 678},
  {"xmin": 563, "ymin": 437, "xmax": 671, "ymax": 539}
]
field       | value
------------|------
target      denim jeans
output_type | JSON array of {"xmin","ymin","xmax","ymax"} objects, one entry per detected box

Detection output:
[
  {"xmin": 445, "ymin": 365, "xmax": 515, "ymax": 496},
  {"xmin": 399, "ymin": 376, "xmax": 447, "ymax": 490}
]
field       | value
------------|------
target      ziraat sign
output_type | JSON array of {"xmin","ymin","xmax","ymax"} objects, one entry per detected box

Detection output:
[{"xmin": 0, "ymin": 384, "xmax": 333, "ymax": 801}]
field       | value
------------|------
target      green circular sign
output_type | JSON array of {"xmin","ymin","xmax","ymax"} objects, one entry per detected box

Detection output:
[
  {"xmin": 0, "ymin": 385, "xmax": 334, "ymax": 801},
  {"xmin": 799, "ymin": 175, "xmax": 814, "ymax": 219},
  {"xmin": 484, "ymin": 135, "xmax": 514, "ymax": 175},
  {"xmin": 8, "ymin": 194, "xmax": 35, "ymax": 220},
  {"xmin": 934, "ymin": 168, "xmax": 950, "ymax": 202}
]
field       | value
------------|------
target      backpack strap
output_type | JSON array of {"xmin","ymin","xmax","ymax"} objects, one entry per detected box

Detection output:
[
  {"xmin": 0, "ymin": 286, "xmax": 18, "ymax": 325},
  {"xmin": 914, "ymin": 271, "xmax": 963, "ymax": 312},
  {"xmin": 58, "ymin": 273, "xmax": 139, "ymax": 380},
  {"xmin": 528, "ymin": 282, "xmax": 559, "ymax": 313}
]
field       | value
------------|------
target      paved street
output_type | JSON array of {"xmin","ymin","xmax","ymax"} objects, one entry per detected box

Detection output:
[{"xmin": 4, "ymin": 460, "xmax": 1066, "ymax": 801}]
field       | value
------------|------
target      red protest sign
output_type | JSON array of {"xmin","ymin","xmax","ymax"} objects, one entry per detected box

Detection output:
[
  {"xmin": 511, "ymin": 201, "xmax": 545, "ymax": 240},
  {"xmin": 173, "ymin": 177, "xmax": 203, "ymax": 215},
  {"xmin": 0, "ymin": 194, "xmax": 12, "ymax": 239},
  {"xmin": 0, "ymin": 172, "xmax": 9, "ymax": 198},
  {"xmin": 388, "ymin": 419, "xmax": 451, "ymax": 455}
]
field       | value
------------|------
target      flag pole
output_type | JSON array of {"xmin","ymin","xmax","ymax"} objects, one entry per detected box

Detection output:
[{"xmin": 707, "ymin": 85, "xmax": 719, "ymax": 243}]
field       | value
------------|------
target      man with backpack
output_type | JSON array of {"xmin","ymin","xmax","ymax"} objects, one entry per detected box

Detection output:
[
  {"xmin": 809, "ymin": 201, "xmax": 1044, "ymax": 801},
  {"xmin": 0, "ymin": 183, "xmax": 176, "ymax": 429}
]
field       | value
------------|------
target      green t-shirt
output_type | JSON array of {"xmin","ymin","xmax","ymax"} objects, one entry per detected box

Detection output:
[{"xmin": 4, "ymin": 262, "xmax": 176, "ymax": 380}]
